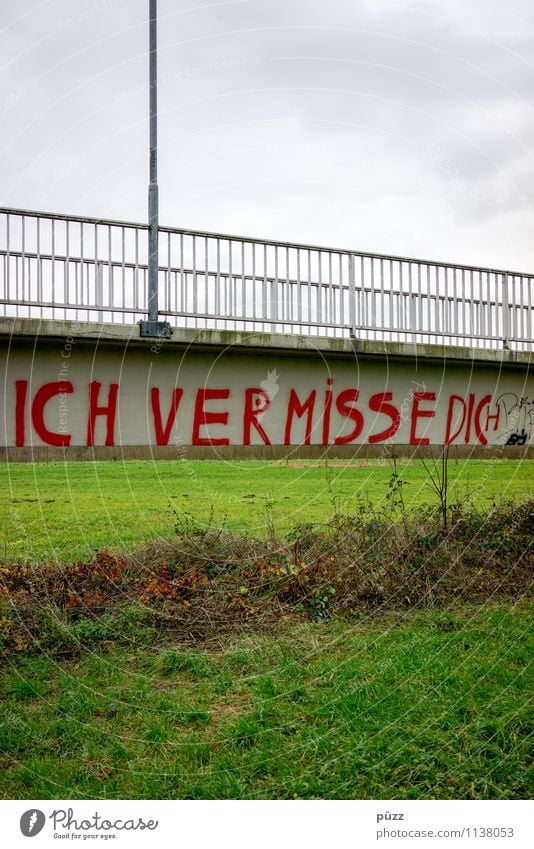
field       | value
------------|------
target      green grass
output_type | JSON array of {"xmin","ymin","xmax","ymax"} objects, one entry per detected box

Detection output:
[
  {"xmin": 1, "ymin": 458, "xmax": 533, "ymax": 562},
  {"xmin": 0, "ymin": 602, "xmax": 532, "ymax": 799}
]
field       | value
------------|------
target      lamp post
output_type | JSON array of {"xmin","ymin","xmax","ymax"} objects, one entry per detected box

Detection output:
[{"xmin": 139, "ymin": 0, "xmax": 172, "ymax": 338}]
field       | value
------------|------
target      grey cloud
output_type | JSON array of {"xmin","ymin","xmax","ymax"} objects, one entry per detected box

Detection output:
[{"xmin": 0, "ymin": 0, "xmax": 533, "ymax": 271}]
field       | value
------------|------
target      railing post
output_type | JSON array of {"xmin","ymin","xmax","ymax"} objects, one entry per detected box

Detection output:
[
  {"xmin": 96, "ymin": 261, "xmax": 104, "ymax": 323},
  {"xmin": 348, "ymin": 253, "xmax": 356, "ymax": 337},
  {"xmin": 502, "ymin": 272, "xmax": 510, "ymax": 349}
]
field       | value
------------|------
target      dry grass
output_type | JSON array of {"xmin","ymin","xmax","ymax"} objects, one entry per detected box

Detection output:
[{"xmin": 1, "ymin": 498, "xmax": 532, "ymax": 657}]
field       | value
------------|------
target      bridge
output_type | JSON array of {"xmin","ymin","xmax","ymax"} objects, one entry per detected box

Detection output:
[{"xmin": 0, "ymin": 207, "xmax": 532, "ymax": 459}]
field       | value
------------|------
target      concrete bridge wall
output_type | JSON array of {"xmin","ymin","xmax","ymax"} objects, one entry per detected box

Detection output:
[{"xmin": 0, "ymin": 318, "xmax": 532, "ymax": 460}]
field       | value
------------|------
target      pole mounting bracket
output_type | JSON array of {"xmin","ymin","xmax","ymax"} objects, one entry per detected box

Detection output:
[{"xmin": 139, "ymin": 319, "xmax": 173, "ymax": 338}]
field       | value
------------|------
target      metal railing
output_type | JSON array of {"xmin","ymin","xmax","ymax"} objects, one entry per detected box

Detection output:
[{"xmin": 0, "ymin": 206, "xmax": 532, "ymax": 350}]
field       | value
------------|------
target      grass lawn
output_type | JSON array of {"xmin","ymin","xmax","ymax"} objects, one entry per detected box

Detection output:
[
  {"xmin": 0, "ymin": 602, "xmax": 532, "ymax": 800},
  {"xmin": 1, "ymin": 458, "xmax": 533, "ymax": 562},
  {"xmin": 1, "ymin": 459, "xmax": 532, "ymax": 800}
]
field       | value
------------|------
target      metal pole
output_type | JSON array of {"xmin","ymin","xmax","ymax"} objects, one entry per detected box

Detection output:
[
  {"xmin": 140, "ymin": 0, "xmax": 171, "ymax": 337},
  {"xmin": 148, "ymin": 0, "xmax": 158, "ymax": 322}
]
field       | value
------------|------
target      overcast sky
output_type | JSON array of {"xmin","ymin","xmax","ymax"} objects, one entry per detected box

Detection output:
[{"xmin": 1, "ymin": 0, "xmax": 533, "ymax": 270}]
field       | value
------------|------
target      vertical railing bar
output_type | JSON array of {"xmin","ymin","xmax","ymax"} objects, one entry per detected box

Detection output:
[
  {"xmin": 378, "ymin": 256, "xmax": 384, "ymax": 341},
  {"xmin": 399, "ymin": 261, "xmax": 404, "ymax": 343},
  {"xmin": 241, "ymin": 241, "xmax": 246, "ymax": 324},
  {"xmin": 36, "ymin": 217, "xmax": 42, "ymax": 319},
  {"xmin": 179, "ymin": 233, "xmax": 184, "ymax": 326},
  {"xmin": 5, "ymin": 214, "xmax": 10, "ymax": 316},
  {"xmin": 192, "ymin": 235, "xmax": 198, "ymax": 329},
  {"xmin": 408, "ymin": 261, "xmax": 414, "ymax": 345},
  {"xmin": 348, "ymin": 253, "xmax": 355, "ymax": 337},
  {"xmin": 75, "ymin": 263, "xmax": 78, "ymax": 323},
  {"xmin": 134, "ymin": 227, "xmax": 139, "ymax": 312},
  {"xmin": 360, "ymin": 256, "xmax": 365, "ymax": 338},
  {"xmin": 337, "ymin": 253, "xmax": 347, "ymax": 336},
  {"xmin": 471, "ymin": 269, "xmax": 475, "ymax": 346},
  {"xmin": 416, "ymin": 263, "xmax": 422, "ymax": 344},
  {"xmin": 64, "ymin": 220, "xmax": 70, "ymax": 320},
  {"xmin": 527, "ymin": 276, "xmax": 532, "ymax": 351},
  {"xmin": 435, "ymin": 266, "xmax": 440, "ymax": 346},
  {"xmin": 271, "ymin": 245, "xmax": 278, "ymax": 333},
  {"xmin": 15, "ymin": 217, "xmax": 20, "ymax": 316},
  {"xmin": 205, "ymin": 236, "xmax": 209, "ymax": 327},
  {"xmin": 297, "ymin": 249, "xmax": 302, "ymax": 328},
  {"xmin": 121, "ymin": 226, "xmax": 126, "ymax": 323},
  {"xmin": 166, "ymin": 231, "xmax": 171, "ymax": 317},
  {"xmin": 51, "ymin": 217, "xmax": 56, "ymax": 318},
  {"xmin": 452, "ymin": 267, "xmax": 457, "ymax": 344},
  {"xmin": 96, "ymin": 223, "xmax": 100, "ymax": 322},
  {"xmin": 317, "ymin": 252, "xmax": 322, "ymax": 331},
  {"xmin": 328, "ymin": 252, "xmax": 333, "ymax": 332},
  {"xmin": 307, "ymin": 249, "xmax": 312, "ymax": 330},
  {"xmin": 460, "ymin": 268, "xmax": 465, "ymax": 343},
  {"xmin": 106, "ymin": 225, "xmax": 112, "ymax": 318},
  {"xmin": 486, "ymin": 271, "xmax": 492, "ymax": 343},
  {"xmin": 233, "ymin": 242, "xmax": 238, "ymax": 329},
  {"xmin": 444, "ymin": 266, "xmax": 449, "ymax": 339},
  {"xmin": 95, "ymin": 223, "xmax": 103, "ymax": 323},
  {"xmin": 228, "ymin": 239, "xmax": 233, "ymax": 331},
  {"xmin": 79, "ymin": 222, "xmax": 84, "ymax": 320},
  {"xmin": 215, "ymin": 238, "xmax": 221, "ymax": 328},
  {"xmin": 285, "ymin": 245, "xmax": 290, "ymax": 330},
  {"xmin": 387, "ymin": 260, "xmax": 393, "ymax": 342},
  {"xmin": 370, "ymin": 258, "xmax": 375, "ymax": 340},
  {"xmin": 263, "ymin": 243, "xmax": 267, "ymax": 333},
  {"xmin": 251, "ymin": 241, "xmax": 256, "ymax": 333},
  {"xmin": 426, "ymin": 265, "xmax": 433, "ymax": 342},
  {"xmin": 519, "ymin": 275, "xmax": 524, "ymax": 348},
  {"xmin": 143, "ymin": 266, "xmax": 147, "ymax": 323},
  {"xmin": 481, "ymin": 272, "xmax": 486, "ymax": 343},
  {"xmin": 21, "ymin": 214, "xmax": 26, "ymax": 314}
]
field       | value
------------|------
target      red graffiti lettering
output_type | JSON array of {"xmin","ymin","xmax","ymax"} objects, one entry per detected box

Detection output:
[
  {"xmin": 410, "ymin": 392, "xmax": 436, "ymax": 445},
  {"xmin": 192, "ymin": 388, "xmax": 230, "ymax": 446},
  {"xmin": 474, "ymin": 394, "xmax": 492, "ymax": 445},
  {"xmin": 368, "ymin": 392, "xmax": 400, "ymax": 444},
  {"xmin": 333, "ymin": 389, "xmax": 364, "ymax": 445},
  {"xmin": 15, "ymin": 380, "xmax": 28, "ymax": 447},
  {"xmin": 445, "ymin": 395, "xmax": 466, "ymax": 444},
  {"xmin": 87, "ymin": 382, "xmax": 119, "ymax": 446},
  {"xmin": 243, "ymin": 388, "xmax": 271, "ymax": 446},
  {"xmin": 151, "ymin": 387, "xmax": 183, "ymax": 446},
  {"xmin": 284, "ymin": 389, "xmax": 316, "ymax": 445},
  {"xmin": 32, "ymin": 381, "xmax": 73, "ymax": 447}
]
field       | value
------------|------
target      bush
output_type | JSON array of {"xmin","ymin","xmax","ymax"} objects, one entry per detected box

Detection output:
[{"xmin": 0, "ymin": 499, "xmax": 532, "ymax": 656}]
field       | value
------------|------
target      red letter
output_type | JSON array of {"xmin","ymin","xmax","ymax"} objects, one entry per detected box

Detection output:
[
  {"xmin": 410, "ymin": 392, "xmax": 436, "ymax": 445},
  {"xmin": 243, "ymin": 388, "xmax": 271, "ymax": 446},
  {"xmin": 474, "ymin": 394, "xmax": 492, "ymax": 446},
  {"xmin": 368, "ymin": 392, "xmax": 400, "ymax": 444},
  {"xmin": 485, "ymin": 399, "xmax": 500, "ymax": 433},
  {"xmin": 322, "ymin": 379, "xmax": 334, "ymax": 445},
  {"xmin": 15, "ymin": 380, "xmax": 28, "ymax": 447},
  {"xmin": 192, "ymin": 389, "xmax": 230, "ymax": 446},
  {"xmin": 464, "ymin": 393, "xmax": 476, "ymax": 443},
  {"xmin": 32, "ymin": 381, "xmax": 73, "ymax": 447},
  {"xmin": 284, "ymin": 389, "xmax": 316, "ymax": 445},
  {"xmin": 445, "ymin": 395, "xmax": 466, "ymax": 444},
  {"xmin": 334, "ymin": 389, "xmax": 364, "ymax": 445},
  {"xmin": 151, "ymin": 387, "xmax": 183, "ymax": 446},
  {"xmin": 87, "ymin": 382, "xmax": 118, "ymax": 446}
]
